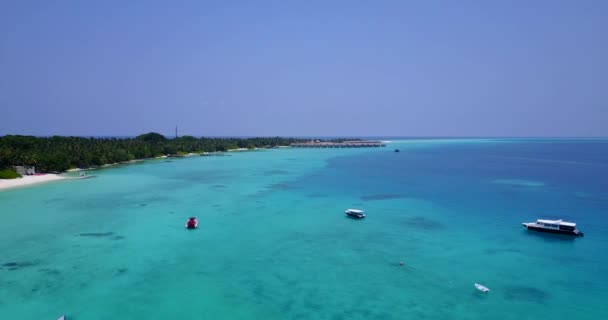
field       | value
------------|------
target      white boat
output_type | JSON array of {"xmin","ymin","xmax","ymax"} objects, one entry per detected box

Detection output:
[
  {"xmin": 522, "ymin": 219, "xmax": 584, "ymax": 237},
  {"xmin": 474, "ymin": 283, "xmax": 490, "ymax": 292},
  {"xmin": 345, "ymin": 209, "xmax": 365, "ymax": 219},
  {"xmin": 57, "ymin": 316, "xmax": 67, "ymax": 320}
]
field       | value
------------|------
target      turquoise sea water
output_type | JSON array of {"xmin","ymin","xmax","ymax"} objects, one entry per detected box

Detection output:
[{"xmin": 1, "ymin": 139, "xmax": 607, "ymax": 319}]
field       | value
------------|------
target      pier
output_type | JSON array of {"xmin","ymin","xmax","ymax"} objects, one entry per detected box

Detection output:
[{"xmin": 290, "ymin": 140, "xmax": 386, "ymax": 148}]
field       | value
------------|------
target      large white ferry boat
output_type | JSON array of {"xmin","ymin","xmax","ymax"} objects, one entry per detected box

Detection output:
[{"xmin": 522, "ymin": 219, "xmax": 584, "ymax": 237}]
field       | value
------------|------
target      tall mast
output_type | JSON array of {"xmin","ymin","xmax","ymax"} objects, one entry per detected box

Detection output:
[{"xmin": 175, "ymin": 125, "xmax": 178, "ymax": 138}]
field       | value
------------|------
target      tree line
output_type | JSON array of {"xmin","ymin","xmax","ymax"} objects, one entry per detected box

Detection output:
[{"xmin": 0, "ymin": 133, "xmax": 314, "ymax": 173}]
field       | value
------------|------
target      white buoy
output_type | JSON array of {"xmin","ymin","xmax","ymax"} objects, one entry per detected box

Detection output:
[{"xmin": 474, "ymin": 283, "xmax": 490, "ymax": 292}]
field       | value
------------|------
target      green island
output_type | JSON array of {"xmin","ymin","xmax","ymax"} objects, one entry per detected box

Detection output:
[{"xmin": 0, "ymin": 133, "xmax": 320, "ymax": 174}]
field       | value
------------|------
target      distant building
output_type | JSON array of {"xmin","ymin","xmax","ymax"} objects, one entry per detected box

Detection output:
[{"xmin": 14, "ymin": 166, "xmax": 35, "ymax": 175}]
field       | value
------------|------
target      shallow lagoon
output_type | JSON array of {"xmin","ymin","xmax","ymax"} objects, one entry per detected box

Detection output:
[{"xmin": 1, "ymin": 139, "xmax": 607, "ymax": 319}]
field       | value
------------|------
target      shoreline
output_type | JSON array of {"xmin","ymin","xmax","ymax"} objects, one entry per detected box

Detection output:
[
  {"xmin": 0, "ymin": 146, "xmax": 292, "ymax": 191},
  {"xmin": 0, "ymin": 174, "xmax": 67, "ymax": 191}
]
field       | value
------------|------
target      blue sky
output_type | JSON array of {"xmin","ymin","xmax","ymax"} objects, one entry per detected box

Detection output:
[{"xmin": 1, "ymin": 1, "xmax": 606, "ymax": 137}]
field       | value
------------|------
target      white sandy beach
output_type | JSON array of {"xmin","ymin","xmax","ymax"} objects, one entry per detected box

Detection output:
[{"xmin": 0, "ymin": 174, "xmax": 66, "ymax": 191}]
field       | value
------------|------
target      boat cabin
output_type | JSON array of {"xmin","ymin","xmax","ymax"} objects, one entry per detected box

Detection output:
[{"xmin": 536, "ymin": 219, "xmax": 576, "ymax": 232}]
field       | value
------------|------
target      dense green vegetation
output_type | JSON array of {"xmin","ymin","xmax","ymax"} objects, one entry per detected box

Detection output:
[
  {"xmin": 0, "ymin": 133, "xmax": 310, "ymax": 173},
  {"xmin": 0, "ymin": 168, "xmax": 21, "ymax": 179}
]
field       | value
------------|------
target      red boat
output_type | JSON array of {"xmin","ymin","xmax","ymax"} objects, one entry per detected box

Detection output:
[{"xmin": 185, "ymin": 217, "xmax": 198, "ymax": 229}]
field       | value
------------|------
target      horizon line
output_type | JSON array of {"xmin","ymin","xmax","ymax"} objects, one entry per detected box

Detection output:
[{"xmin": 1, "ymin": 134, "xmax": 608, "ymax": 139}]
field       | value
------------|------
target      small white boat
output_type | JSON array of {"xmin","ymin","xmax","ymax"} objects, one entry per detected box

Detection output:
[
  {"xmin": 345, "ymin": 209, "xmax": 365, "ymax": 219},
  {"xmin": 57, "ymin": 316, "xmax": 67, "ymax": 320},
  {"xmin": 474, "ymin": 283, "xmax": 490, "ymax": 292}
]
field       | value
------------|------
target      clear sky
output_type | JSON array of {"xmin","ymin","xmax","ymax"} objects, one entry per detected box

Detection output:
[{"xmin": 1, "ymin": 1, "xmax": 606, "ymax": 137}]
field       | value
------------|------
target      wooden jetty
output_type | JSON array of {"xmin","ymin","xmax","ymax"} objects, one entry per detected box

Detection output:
[{"xmin": 290, "ymin": 140, "xmax": 386, "ymax": 148}]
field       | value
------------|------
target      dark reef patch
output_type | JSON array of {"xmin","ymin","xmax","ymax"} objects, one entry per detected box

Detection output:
[
  {"xmin": 161, "ymin": 170, "xmax": 235, "ymax": 184},
  {"xmin": 44, "ymin": 197, "xmax": 66, "ymax": 204},
  {"xmin": 303, "ymin": 299, "xmax": 325, "ymax": 313},
  {"xmin": 78, "ymin": 232, "xmax": 115, "ymax": 237},
  {"xmin": 110, "ymin": 235, "xmax": 125, "ymax": 240},
  {"xmin": 267, "ymin": 183, "xmax": 298, "ymax": 191},
  {"xmin": 484, "ymin": 248, "xmax": 522, "ymax": 255},
  {"xmin": 39, "ymin": 268, "xmax": 61, "ymax": 276},
  {"xmin": 402, "ymin": 216, "xmax": 445, "ymax": 230},
  {"xmin": 264, "ymin": 170, "xmax": 289, "ymax": 175},
  {"xmin": 281, "ymin": 300, "xmax": 294, "ymax": 314},
  {"xmin": 2, "ymin": 261, "xmax": 37, "ymax": 270},
  {"xmin": 360, "ymin": 194, "xmax": 408, "ymax": 201},
  {"xmin": 116, "ymin": 268, "xmax": 128, "ymax": 275},
  {"xmin": 210, "ymin": 184, "xmax": 227, "ymax": 189},
  {"xmin": 503, "ymin": 285, "xmax": 549, "ymax": 303}
]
